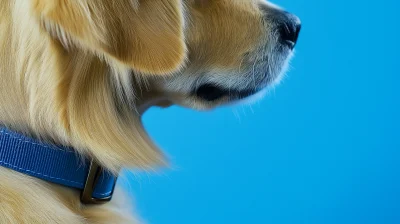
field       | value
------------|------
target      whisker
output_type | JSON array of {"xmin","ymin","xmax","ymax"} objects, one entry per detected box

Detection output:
[
  {"xmin": 232, "ymin": 108, "xmax": 242, "ymax": 123},
  {"xmin": 249, "ymin": 105, "xmax": 255, "ymax": 114},
  {"xmin": 251, "ymin": 54, "xmax": 258, "ymax": 90}
]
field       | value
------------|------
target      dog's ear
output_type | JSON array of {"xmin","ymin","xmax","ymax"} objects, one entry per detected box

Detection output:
[
  {"xmin": 33, "ymin": 0, "xmax": 186, "ymax": 75},
  {"xmin": 194, "ymin": 0, "xmax": 210, "ymax": 7}
]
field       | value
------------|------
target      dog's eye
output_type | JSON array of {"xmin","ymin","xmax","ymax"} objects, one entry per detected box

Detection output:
[{"xmin": 195, "ymin": 84, "xmax": 228, "ymax": 101}]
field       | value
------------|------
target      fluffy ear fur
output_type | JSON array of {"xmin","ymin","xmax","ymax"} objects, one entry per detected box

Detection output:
[
  {"xmin": 3, "ymin": 0, "xmax": 179, "ymax": 173},
  {"xmin": 62, "ymin": 51, "xmax": 167, "ymax": 173},
  {"xmin": 32, "ymin": 0, "xmax": 187, "ymax": 75}
]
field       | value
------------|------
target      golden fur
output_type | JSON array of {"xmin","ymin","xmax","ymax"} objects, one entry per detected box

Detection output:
[{"xmin": 0, "ymin": 0, "xmax": 298, "ymax": 223}]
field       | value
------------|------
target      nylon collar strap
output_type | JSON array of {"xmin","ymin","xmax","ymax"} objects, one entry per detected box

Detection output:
[{"xmin": 0, "ymin": 127, "xmax": 117, "ymax": 204}]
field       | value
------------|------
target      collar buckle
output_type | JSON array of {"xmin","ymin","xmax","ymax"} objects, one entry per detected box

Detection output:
[{"xmin": 80, "ymin": 159, "xmax": 116, "ymax": 204}]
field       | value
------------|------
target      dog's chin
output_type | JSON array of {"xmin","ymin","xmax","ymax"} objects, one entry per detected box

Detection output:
[
  {"xmin": 140, "ymin": 73, "xmax": 284, "ymax": 113},
  {"xmin": 197, "ymin": 87, "xmax": 270, "ymax": 110},
  {"xmin": 142, "ymin": 87, "xmax": 268, "ymax": 112},
  {"xmin": 225, "ymin": 88, "xmax": 269, "ymax": 107}
]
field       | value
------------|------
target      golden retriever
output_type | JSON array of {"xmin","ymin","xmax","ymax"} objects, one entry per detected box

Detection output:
[{"xmin": 0, "ymin": 0, "xmax": 301, "ymax": 223}]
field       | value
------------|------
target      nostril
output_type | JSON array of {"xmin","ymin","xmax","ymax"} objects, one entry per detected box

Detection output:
[
  {"xmin": 278, "ymin": 19, "xmax": 301, "ymax": 49},
  {"xmin": 279, "ymin": 23, "xmax": 293, "ymax": 42}
]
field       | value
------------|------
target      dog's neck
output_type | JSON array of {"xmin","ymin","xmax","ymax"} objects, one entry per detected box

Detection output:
[
  {"xmin": 0, "ymin": 127, "xmax": 118, "ymax": 204},
  {"xmin": 1, "ymin": 3, "xmax": 166, "ymax": 176},
  {"xmin": 136, "ymin": 94, "xmax": 172, "ymax": 115}
]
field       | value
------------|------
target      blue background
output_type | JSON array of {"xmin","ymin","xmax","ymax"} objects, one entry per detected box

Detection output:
[{"xmin": 120, "ymin": 0, "xmax": 400, "ymax": 223}]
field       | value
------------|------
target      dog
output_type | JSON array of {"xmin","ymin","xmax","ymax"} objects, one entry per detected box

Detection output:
[{"xmin": 0, "ymin": 0, "xmax": 301, "ymax": 223}]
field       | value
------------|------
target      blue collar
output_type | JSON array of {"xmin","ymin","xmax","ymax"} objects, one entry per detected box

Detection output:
[{"xmin": 0, "ymin": 127, "xmax": 117, "ymax": 204}]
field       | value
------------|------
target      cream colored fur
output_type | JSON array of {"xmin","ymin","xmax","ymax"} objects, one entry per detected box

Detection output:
[{"xmin": 0, "ymin": 0, "xmax": 292, "ymax": 223}]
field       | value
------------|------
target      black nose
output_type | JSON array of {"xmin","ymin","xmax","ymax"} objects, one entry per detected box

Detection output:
[{"xmin": 278, "ymin": 12, "xmax": 301, "ymax": 49}]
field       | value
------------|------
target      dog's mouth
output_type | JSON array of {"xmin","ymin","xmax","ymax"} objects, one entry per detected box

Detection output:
[
  {"xmin": 138, "ymin": 83, "xmax": 264, "ymax": 114},
  {"xmin": 194, "ymin": 83, "xmax": 260, "ymax": 102}
]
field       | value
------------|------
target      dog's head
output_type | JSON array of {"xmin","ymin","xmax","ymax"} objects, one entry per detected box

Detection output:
[
  {"xmin": 19, "ymin": 0, "xmax": 300, "ymax": 171},
  {"xmin": 148, "ymin": 1, "xmax": 301, "ymax": 111}
]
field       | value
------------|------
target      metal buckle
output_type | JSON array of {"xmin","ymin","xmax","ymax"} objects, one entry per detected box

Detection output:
[{"xmin": 80, "ymin": 159, "xmax": 116, "ymax": 204}]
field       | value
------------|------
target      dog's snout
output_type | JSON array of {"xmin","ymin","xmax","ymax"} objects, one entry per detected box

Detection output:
[
  {"xmin": 260, "ymin": 4, "xmax": 301, "ymax": 50},
  {"xmin": 277, "ymin": 12, "xmax": 301, "ymax": 49}
]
